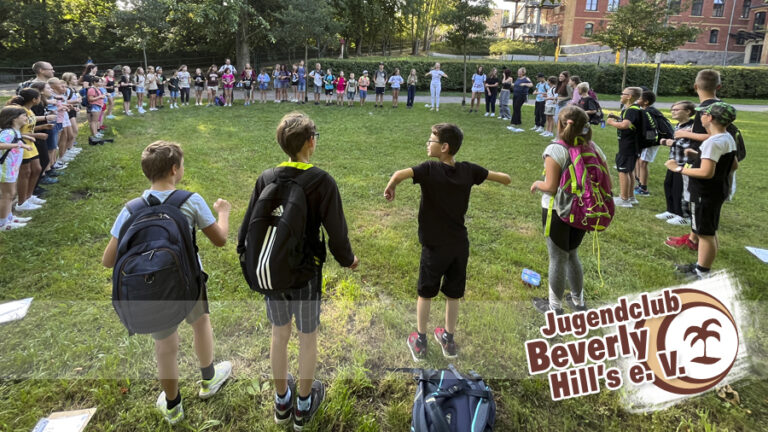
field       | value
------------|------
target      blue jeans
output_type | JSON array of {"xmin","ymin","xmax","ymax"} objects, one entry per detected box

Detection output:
[{"xmin": 407, "ymin": 85, "xmax": 415, "ymax": 107}]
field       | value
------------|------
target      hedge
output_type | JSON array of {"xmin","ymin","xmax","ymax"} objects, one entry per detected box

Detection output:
[{"xmin": 308, "ymin": 58, "xmax": 768, "ymax": 98}]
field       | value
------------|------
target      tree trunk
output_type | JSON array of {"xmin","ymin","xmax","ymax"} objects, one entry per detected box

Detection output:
[
  {"xmin": 621, "ymin": 47, "xmax": 629, "ymax": 90},
  {"xmin": 356, "ymin": 36, "xmax": 363, "ymax": 55},
  {"xmin": 235, "ymin": 12, "xmax": 250, "ymax": 72}
]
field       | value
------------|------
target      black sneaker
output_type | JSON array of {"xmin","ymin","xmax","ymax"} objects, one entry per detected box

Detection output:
[
  {"xmin": 47, "ymin": 169, "xmax": 61, "ymax": 177},
  {"xmin": 532, "ymin": 297, "xmax": 564, "ymax": 315},
  {"xmin": 434, "ymin": 327, "xmax": 458, "ymax": 358},
  {"xmin": 565, "ymin": 293, "xmax": 587, "ymax": 312},
  {"xmin": 675, "ymin": 263, "xmax": 706, "ymax": 281},
  {"xmin": 274, "ymin": 373, "xmax": 296, "ymax": 425},
  {"xmin": 293, "ymin": 380, "xmax": 325, "ymax": 431}
]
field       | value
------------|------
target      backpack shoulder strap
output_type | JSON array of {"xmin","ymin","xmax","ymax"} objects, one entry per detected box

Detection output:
[
  {"xmin": 293, "ymin": 167, "xmax": 325, "ymax": 190},
  {"xmin": 125, "ymin": 197, "xmax": 148, "ymax": 215},
  {"xmin": 163, "ymin": 189, "xmax": 194, "ymax": 209}
]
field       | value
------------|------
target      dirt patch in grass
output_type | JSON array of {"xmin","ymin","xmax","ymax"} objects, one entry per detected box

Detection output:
[{"xmin": 69, "ymin": 189, "xmax": 91, "ymax": 201}]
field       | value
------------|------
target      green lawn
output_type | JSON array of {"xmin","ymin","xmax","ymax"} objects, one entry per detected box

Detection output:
[{"xmin": 1, "ymin": 102, "xmax": 766, "ymax": 431}]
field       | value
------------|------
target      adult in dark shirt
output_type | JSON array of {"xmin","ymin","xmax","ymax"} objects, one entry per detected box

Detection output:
[
  {"xmin": 509, "ymin": 67, "xmax": 532, "ymax": 130},
  {"xmin": 606, "ymin": 86, "xmax": 643, "ymax": 206},
  {"xmin": 384, "ymin": 123, "xmax": 510, "ymax": 361},
  {"xmin": 484, "ymin": 68, "xmax": 499, "ymax": 117},
  {"xmin": 79, "ymin": 63, "xmax": 97, "ymax": 88}
]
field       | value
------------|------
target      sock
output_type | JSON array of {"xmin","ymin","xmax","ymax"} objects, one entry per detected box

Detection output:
[
  {"xmin": 275, "ymin": 386, "xmax": 291, "ymax": 405},
  {"xmin": 442, "ymin": 331, "xmax": 454, "ymax": 343},
  {"xmin": 417, "ymin": 332, "xmax": 427, "ymax": 344},
  {"xmin": 695, "ymin": 264, "xmax": 710, "ymax": 276},
  {"xmin": 297, "ymin": 394, "xmax": 312, "ymax": 411},
  {"xmin": 201, "ymin": 362, "xmax": 215, "ymax": 381},
  {"xmin": 166, "ymin": 391, "xmax": 181, "ymax": 410}
]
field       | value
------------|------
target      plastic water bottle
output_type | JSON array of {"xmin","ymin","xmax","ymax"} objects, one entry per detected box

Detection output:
[{"xmin": 600, "ymin": 119, "xmax": 606, "ymax": 128}]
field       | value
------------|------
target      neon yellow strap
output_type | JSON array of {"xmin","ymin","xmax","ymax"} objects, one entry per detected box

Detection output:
[
  {"xmin": 545, "ymin": 197, "xmax": 555, "ymax": 237},
  {"xmin": 278, "ymin": 161, "xmax": 313, "ymax": 170}
]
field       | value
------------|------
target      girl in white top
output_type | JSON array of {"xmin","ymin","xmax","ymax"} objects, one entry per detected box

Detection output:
[
  {"xmin": 424, "ymin": 63, "xmax": 447, "ymax": 111},
  {"xmin": 387, "ymin": 68, "xmax": 404, "ymax": 108},
  {"xmin": 146, "ymin": 66, "xmax": 158, "ymax": 111},
  {"xmin": 178, "ymin": 64, "xmax": 191, "ymax": 106},
  {"xmin": 133, "ymin": 67, "xmax": 146, "ymax": 114},
  {"xmin": 470, "ymin": 66, "xmax": 486, "ymax": 113}
]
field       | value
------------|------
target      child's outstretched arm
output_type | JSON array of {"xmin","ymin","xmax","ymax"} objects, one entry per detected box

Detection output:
[
  {"xmin": 202, "ymin": 199, "xmax": 230, "ymax": 247},
  {"xmin": 102, "ymin": 237, "xmax": 118, "ymax": 268},
  {"xmin": 384, "ymin": 168, "xmax": 414, "ymax": 201},
  {"xmin": 486, "ymin": 170, "xmax": 511, "ymax": 185}
]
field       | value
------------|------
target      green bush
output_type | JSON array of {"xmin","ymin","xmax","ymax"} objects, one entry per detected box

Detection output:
[
  {"xmin": 429, "ymin": 40, "xmax": 491, "ymax": 56},
  {"xmin": 489, "ymin": 40, "xmax": 556, "ymax": 56},
  {"xmin": 309, "ymin": 58, "xmax": 768, "ymax": 97}
]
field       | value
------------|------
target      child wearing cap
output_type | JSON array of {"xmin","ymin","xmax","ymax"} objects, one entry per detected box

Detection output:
[{"xmin": 664, "ymin": 102, "xmax": 738, "ymax": 280}]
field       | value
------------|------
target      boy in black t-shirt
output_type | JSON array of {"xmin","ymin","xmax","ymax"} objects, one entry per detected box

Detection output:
[
  {"xmin": 384, "ymin": 123, "xmax": 511, "ymax": 361},
  {"xmin": 606, "ymin": 87, "xmax": 643, "ymax": 207},
  {"xmin": 664, "ymin": 102, "xmax": 738, "ymax": 280},
  {"xmin": 238, "ymin": 112, "xmax": 359, "ymax": 430}
]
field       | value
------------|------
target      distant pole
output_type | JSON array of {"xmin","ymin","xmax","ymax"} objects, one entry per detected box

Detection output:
[
  {"xmin": 723, "ymin": 0, "xmax": 738, "ymax": 65},
  {"xmin": 652, "ymin": 0, "xmax": 671, "ymax": 94}
]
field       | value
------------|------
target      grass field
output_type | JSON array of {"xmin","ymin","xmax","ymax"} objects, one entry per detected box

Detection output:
[{"xmin": 0, "ymin": 101, "xmax": 766, "ymax": 431}]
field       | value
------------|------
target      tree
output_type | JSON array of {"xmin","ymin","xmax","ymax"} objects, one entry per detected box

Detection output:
[
  {"xmin": 440, "ymin": 0, "xmax": 492, "ymax": 105},
  {"xmin": 590, "ymin": 0, "xmax": 699, "ymax": 90},
  {"xmin": 275, "ymin": 0, "xmax": 340, "ymax": 65}
]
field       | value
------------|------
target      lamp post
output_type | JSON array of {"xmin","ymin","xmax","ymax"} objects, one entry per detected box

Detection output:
[{"xmin": 652, "ymin": 0, "xmax": 671, "ymax": 94}]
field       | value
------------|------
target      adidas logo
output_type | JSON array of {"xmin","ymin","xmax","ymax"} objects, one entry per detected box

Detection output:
[{"xmin": 271, "ymin": 205, "xmax": 284, "ymax": 217}]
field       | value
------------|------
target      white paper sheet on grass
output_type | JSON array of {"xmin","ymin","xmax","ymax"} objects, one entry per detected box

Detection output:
[
  {"xmin": 745, "ymin": 246, "xmax": 768, "ymax": 264},
  {"xmin": 0, "ymin": 297, "xmax": 32, "ymax": 324},
  {"xmin": 31, "ymin": 408, "xmax": 96, "ymax": 432}
]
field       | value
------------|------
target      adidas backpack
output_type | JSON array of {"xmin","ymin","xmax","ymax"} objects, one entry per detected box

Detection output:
[
  {"xmin": 645, "ymin": 106, "xmax": 675, "ymax": 144},
  {"xmin": 112, "ymin": 190, "xmax": 203, "ymax": 334},
  {"xmin": 238, "ymin": 167, "xmax": 325, "ymax": 294},
  {"xmin": 395, "ymin": 365, "xmax": 495, "ymax": 432},
  {"xmin": 628, "ymin": 105, "xmax": 658, "ymax": 149},
  {"xmin": 547, "ymin": 140, "xmax": 615, "ymax": 234}
]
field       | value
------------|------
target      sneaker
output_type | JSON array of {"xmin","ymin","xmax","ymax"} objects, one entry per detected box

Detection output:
[
  {"xmin": 613, "ymin": 197, "xmax": 632, "ymax": 208},
  {"xmin": 565, "ymin": 293, "xmax": 587, "ymax": 312},
  {"xmin": 667, "ymin": 216, "xmax": 691, "ymax": 226},
  {"xmin": 655, "ymin": 211, "xmax": 676, "ymax": 220},
  {"xmin": 406, "ymin": 332, "xmax": 427, "ymax": 362},
  {"xmin": 198, "ymin": 361, "xmax": 232, "ymax": 399},
  {"xmin": 28, "ymin": 195, "xmax": 46, "ymax": 205},
  {"xmin": 293, "ymin": 380, "xmax": 325, "ymax": 431},
  {"xmin": 634, "ymin": 186, "xmax": 650, "ymax": 196},
  {"xmin": 530, "ymin": 126, "xmax": 539, "ymax": 131},
  {"xmin": 39, "ymin": 176, "xmax": 58, "ymax": 185},
  {"xmin": 155, "ymin": 391, "xmax": 184, "ymax": 425},
  {"xmin": 665, "ymin": 234, "xmax": 690, "ymax": 248},
  {"xmin": 46, "ymin": 169, "xmax": 61, "ymax": 177},
  {"xmin": 532, "ymin": 297, "xmax": 564, "ymax": 315},
  {"xmin": 124, "ymin": 111, "xmax": 133, "ymax": 116},
  {"xmin": 484, "ymin": 112, "xmax": 489, "ymax": 117},
  {"xmin": 274, "ymin": 373, "xmax": 296, "ymax": 424},
  {"xmin": 0, "ymin": 222, "xmax": 27, "ymax": 231},
  {"xmin": 629, "ymin": 197, "xmax": 639, "ymax": 205},
  {"xmin": 7, "ymin": 215, "xmax": 32, "ymax": 223},
  {"xmin": 684, "ymin": 237, "xmax": 699, "ymax": 251},
  {"xmin": 53, "ymin": 162, "xmax": 67, "ymax": 169},
  {"xmin": 490, "ymin": 113, "xmax": 495, "ymax": 117},
  {"xmin": 434, "ymin": 327, "xmax": 458, "ymax": 358},
  {"xmin": 435, "ymin": 108, "xmax": 439, "ymax": 112},
  {"xmin": 106, "ymin": 115, "xmax": 116, "ymax": 119},
  {"xmin": 675, "ymin": 263, "xmax": 707, "ymax": 281}
]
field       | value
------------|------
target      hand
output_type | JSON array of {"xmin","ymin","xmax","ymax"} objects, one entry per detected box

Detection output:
[
  {"xmin": 674, "ymin": 129, "xmax": 688, "ymax": 139},
  {"xmin": 46, "ymin": 115, "xmax": 56, "ymax": 122},
  {"xmin": 664, "ymin": 159, "xmax": 678, "ymax": 171},
  {"xmin": 384, "ymin": 185, "xmax": 396, "ymax": 201},
  {"xmin": 684, "ymin": 148, "xmax": 699, "ymax": 158},
  {"xmin": 213, "ymin": 198, "xmax": 231, "ymax": 213},
  {"xmin": 347, "ymin": 255, "xmax": 359, "ymax": 270},
  {"xmin": 530, "ymin": 181, "xmax": 540, "ymax": 194}
]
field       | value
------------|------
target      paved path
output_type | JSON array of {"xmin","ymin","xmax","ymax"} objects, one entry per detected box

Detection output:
[{"xmin": 2, "ymin": 84, "xmax": 765, "ymax": 112}]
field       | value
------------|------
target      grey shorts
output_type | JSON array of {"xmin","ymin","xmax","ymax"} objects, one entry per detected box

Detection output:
[{"xmin": 264, "ymin": 267, "xmax": 322, "ymax": 334}]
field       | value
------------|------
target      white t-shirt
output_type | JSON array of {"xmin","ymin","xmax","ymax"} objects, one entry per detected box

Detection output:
[
  {"xmin": 218, "ymin": 64, "xmax": 237, "ymax": 75},
  {"xmin": 429, "ymin": 70, "xmax": 446, "ymax": 85},
  {"xmin": 388, "ymin": 75, "xmax": 404, "ymax": 89},
  {"xmin": 178, "ymin": 71, "xmax": 191, "ymax": 88},
  {"xmin": 310, "ymin": 70, "xmax": 324, "ymax": 87},
  {"xmin": 471, "ymin": 73, "xmax": 486, "ymax": 90},
  {"xmin": 699, "ymin": 132, "xmax": 736, "ymax": 162},
  {"xmin": 540, "ymin": 142, "xmax": 607, "ymax": 208},
  {"xmin": 110, "ymin": 190, "xmax": 215, "ymax": 239}
]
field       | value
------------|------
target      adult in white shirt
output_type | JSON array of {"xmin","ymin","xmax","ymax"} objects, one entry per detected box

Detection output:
[{"xmin": 424, "ymin": 63, "xmax": 447, "ymax": 112}]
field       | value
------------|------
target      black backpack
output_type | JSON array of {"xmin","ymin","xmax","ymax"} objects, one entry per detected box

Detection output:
[
  {"xmin": 238, "ymin": 167, "xmax": 325, "ymax": 294},
  {"xmin": 579, "ymin": 96, "xmax": 603, "ymax": 125},
  {"xmin": 646, "ymin": 106, "xmax": 675, "ymax": 144},
  {"xmin": 726, "ymin": 123, "xmax": 746, "ymax": 162},
  {"xmin": 394, "ymin": 365, "xmax": 496, "ymax": 432},
  {"xmin": 629, "ymin": 105, "xmax": 658, "ymax": 149},
  {"xmin": 112, "ymin": 190, "xmax": 203, "ymax": 335}
]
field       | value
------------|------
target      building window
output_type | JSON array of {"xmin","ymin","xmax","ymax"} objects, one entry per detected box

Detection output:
[
  {"xmin": 584, "ymin": 23, "xmax": 594, "ymax": 36},
  {"xmin": 741, "ymin": 0, "xmax": 751, "ymax": 18},
  {"xmin": 669, "ymin": 0, "xmax": 681, "ymax": 14},
  {"xmin": 607, "ymin": 0, "xmax": 619, "ymax": 12},
  {"xmin": 691, "ymin": 0, "xmax": 704, "ymax": 16},
  {"xmin": 709, "ymin": 29, "xmax": 719, "ymax": 43},
  {"xmin": 713, "ymin": 0, "xmax": 724, "ymax": 17},
  {"xmin": 749, "ymin": 44, "xmax": 763, "ymax": 63},
  {"xmin": 756, "ymin": 12, "xmax": 766, "ymax": 31},
  {"xmin": 735, "ymin": 32, "xmax": 746, "ymax": 45},
  {"xmin": 586, "ymin": 0, "xmax": 598, "ymax": 11}
]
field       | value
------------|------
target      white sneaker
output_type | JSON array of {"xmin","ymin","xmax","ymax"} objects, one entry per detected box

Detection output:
[
  {"xmin": 484, "ymin": 112, "xmax": 490, "ymax": 117},
  {"xmin": 29, "ymin": 195, "xmax": 46, "ymax": 205},
  {"xmin": 490, "ymin": 113, "xmax": 495, "ymax": 117},
  {"xmin": 630, "ymin": 197, "xmax": 639, "ymax": 205},
  {"xmin": 125, "ymin": 111, "xmax": 133, "ymax": 116},
  {"xmin": 198, "ymin": 361, "xmax": 233, "ymax": 399},
  {"xmin": 530, "ymin": 126, "xmax": 539, "ymax": 131},
  {"xmin": 425, "ymin": 104, "xmax": 432, "ymax": 108},
  {"xmin": 655, "ymin": 211, "xmax": 675, "ymax": 220},
  {"xmin": 150, "ymin": 108, "xmax": 158, "ymax": 111},
  {"xmin": 53, "ymin": 162, "xmax": 68, "ymax": 169},
  {"xmin": 0, "ymin": 222, "xmax": 26, "ymax": 231},
  {"xmin": 506, "ymin": 126, "xmax": 516, "ymax": 131},
  {"xmin": 7, "ymin": 215, "xmax": 32, "ymax": 223},
  {"xmin": 15, "ymin": 201, "xmax": 42, "ymax": 211},
  {"xmin": 106, "ymin": 115, "xmax": 116, "ymax": 119},
  {"xmin": 667, "ymin": 216, "xmax": 691, "ymax": 226},
  {"xmin": 613, "ymin": 197, "xmax": 633, "ymax": 208}
]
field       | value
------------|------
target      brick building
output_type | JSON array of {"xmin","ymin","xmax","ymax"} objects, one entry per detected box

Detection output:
[{"xmin": 501, "ymin": 0, "xmax": 767, "ymax": 65}]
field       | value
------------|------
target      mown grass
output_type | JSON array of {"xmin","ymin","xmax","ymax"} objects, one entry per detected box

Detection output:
[{"xmin": 0, "ymin": 101, "xmax": 766, "ymax": 431}]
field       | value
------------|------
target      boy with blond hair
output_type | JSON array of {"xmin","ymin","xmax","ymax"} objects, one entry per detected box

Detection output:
[
  {"xmin": 385, "ymin": 123, "xmax": 510, "ymax": 361},
  {"xmin": 102, "ymin": 141, "xmax": 233, "ymax": 424}
]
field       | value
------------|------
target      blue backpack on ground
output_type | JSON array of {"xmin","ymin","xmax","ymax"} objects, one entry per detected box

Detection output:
[
  {"xmin": 112, "ymin": 190, "xmax": 203, "ymax": 335},
  {"xmin": 394, "ymin": 365, "xmax": 496, "ymax": 432},
  {"xmin": 214, "ymin": 95, "xmax": 225, "ymax": 106}
]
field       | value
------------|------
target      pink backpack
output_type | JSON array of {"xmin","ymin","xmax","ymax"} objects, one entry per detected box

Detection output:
[{"xmin": 545, "ymin": 139, "xmax": 614, "ymax": 234}]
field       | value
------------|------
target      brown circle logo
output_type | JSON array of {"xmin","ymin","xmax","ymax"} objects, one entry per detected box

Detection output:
[{"xmin": 634, "ymin": 288, "xmax": 739, "ymax": 395}]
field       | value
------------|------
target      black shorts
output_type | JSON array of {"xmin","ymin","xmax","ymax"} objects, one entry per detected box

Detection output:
[
  {"xmin": 375, "ymin": 87, "xmax": 385, "ymax": 95},
  {"xmin": 264, "ymin": 267, "xmax": 322, "ymax": 334},
  {"xmin": 157, "ymin": 89, "xmax": 165, "ymax": 97},
  {"xmin": 691, "ymin": 195, "xmax": 724, "ymax": 236},
  {"xmin": 21, "ymin": 155, "xmax": 40, "ymax": 165},
  {"xmin": 615, "ymin": 153, "xmax": 637, "ymax": 173},
  {"xmin": 148, "ymin": 89, "xmax": 158, "ymax": 96},
  {"xmin": 325, "ymin": 89, "xmax": 333, "ymax": 96},
  {"xmin": 121, "ymin": 89, "xmax": 132, "ymax": 102},
  {"xmin": 542, "ymin": 208, "xmax": 586, "ymax": 251},
  {"xmin": 418, "ymin": 241, "xmax": 469, "ymax": 299}
]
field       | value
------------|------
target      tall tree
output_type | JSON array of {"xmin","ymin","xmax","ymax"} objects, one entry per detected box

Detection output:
[
  {"xmin": 441, "ymin": 0, "xmax": 492, "ymax": 105},
  {"xmin": 274, "ymin": 0, "xmax": 340, "ymax": 65},
  {"xmin": 590, "ymin": 0, "xmax": 699, "ymax": 90}
]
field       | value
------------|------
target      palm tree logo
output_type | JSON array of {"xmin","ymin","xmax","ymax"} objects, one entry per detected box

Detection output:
[{"xmin": 684, "ymin": 318, "xmax": 722, "ymax": 365}]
